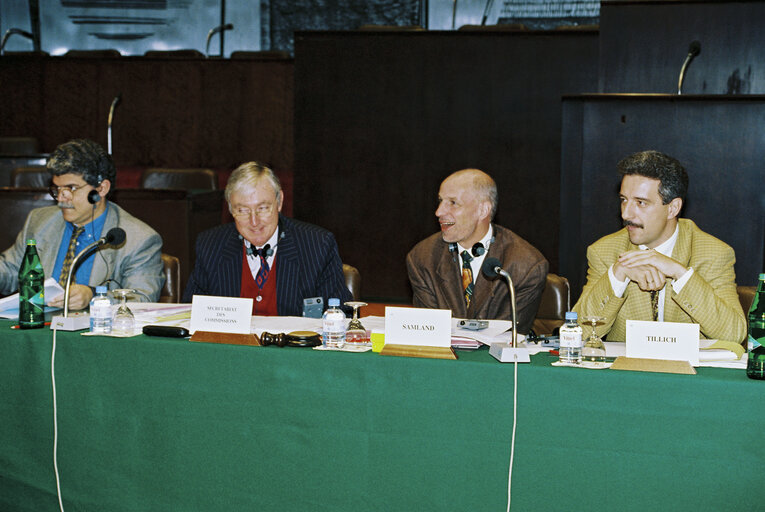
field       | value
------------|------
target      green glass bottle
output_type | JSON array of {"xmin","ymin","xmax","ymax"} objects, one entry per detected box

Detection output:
[
  {"xmin": 746, "ymin": 273, "xmax": 765, "ymax": 380},
  {"xmin": 18, "ymin": 239, "xmax": 45, "ymax": 329}
]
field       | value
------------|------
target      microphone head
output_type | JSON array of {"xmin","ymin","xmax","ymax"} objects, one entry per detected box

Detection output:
[
  {"xmin": 104, "ymin": 227, "xmax": 126, "ymax": 246},
  {"xmin": 481, "ymin": 257, "xmax": 502, "ymax": 278},
  {"xmin": 689, "ymin": 40, "xmax": 701, "ymax": 56}
]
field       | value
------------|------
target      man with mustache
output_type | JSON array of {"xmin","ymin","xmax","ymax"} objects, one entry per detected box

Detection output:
[
  {"xmin": 406, "ymin": 169, "xmax": 548, "ymax": 335},
  {"xmin": 0, "ymin": 139, "xmax": 164, "ymax": 310},
  {"xmin": 573, "ymin": 150, "xmax": 746, "ymax": 344}
]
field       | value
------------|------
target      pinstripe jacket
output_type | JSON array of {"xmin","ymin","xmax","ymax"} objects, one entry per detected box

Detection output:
[
  {"xmin": 182, "ymin": 216, "xmax": 352, "ymax": 316},
  {"xmin": 0, "ymin": 203, "xmax": 164, "ymax": 301},
  {"xmin": 573, "ymin": 218, "xmax": 747, "ymax": 344}
]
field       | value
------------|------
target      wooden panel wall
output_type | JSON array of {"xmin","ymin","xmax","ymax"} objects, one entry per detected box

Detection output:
[
  {"xmin": 599, "ymin": 1, "xmax": 765, "ymax": 94},
  {"xmin": 294, "ymin": 30, "xmax": 599, "ymax": 301}
]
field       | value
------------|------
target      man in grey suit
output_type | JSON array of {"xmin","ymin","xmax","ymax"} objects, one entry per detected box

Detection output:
[
  {"xmin": 406, "ymin": 169, "xmax": 548, "ymax": 334},
  {"xmin": 0, "ymin": 139, "xmax": 164, "ymax": 310}
]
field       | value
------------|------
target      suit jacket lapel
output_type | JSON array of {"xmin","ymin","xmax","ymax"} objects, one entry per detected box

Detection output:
[
  {"xmin": 89, "ymin": 204, "xmax": 118, "ymax": 287},
  {"xmin": 275, "ymin": 217, "xmax": 300, "ymax": 313},
  {"xmin": 220, "ymin": 225, "xmax": 244, "ymax": 297},
  {"xmin": 436, "ymin": 246, "xmax": 466, "ymax": 318},
  {"xmin": 469, "ymin": 232, "xmax": 504, "ymax": 318},
  {"xmin": 665, "ymin": 219, "xmax": 693, "ymax": 321}
]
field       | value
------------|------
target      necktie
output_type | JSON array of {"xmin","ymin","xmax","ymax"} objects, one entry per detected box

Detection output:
[
  {"xmin": 59, "ymin": 226, "xmax": 85, "ymax": 286},
  {"xmin": 650, "ymin": 289, "xmax": 659, "ymax": 321},
  {"xmin": 254, "ymin": 244, "xmax": 271, "ymax": 289},
  {"xmin": 460, "ymin": 250, "xmax": 474, "ymax": 308}
]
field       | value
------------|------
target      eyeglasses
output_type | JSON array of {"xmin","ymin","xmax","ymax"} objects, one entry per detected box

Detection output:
[
  {"xmin": 231, "ymin": 203, "xmax": 276, "ymax": 219},
  {"xmin": 49, "ymin": 184, "xmax": 87, "ymax": 199}
]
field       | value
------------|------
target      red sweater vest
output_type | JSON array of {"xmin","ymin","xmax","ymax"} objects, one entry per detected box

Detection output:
[{"xmin": 240, "ymin": 246, "xmax": 278, "ymax": 316}]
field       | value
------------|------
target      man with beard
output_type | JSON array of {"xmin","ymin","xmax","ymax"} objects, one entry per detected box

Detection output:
[
  {"xmin": 406, "ymin": 168, "xmax": 548, "ymax": 335},
  {"xmin": 572, "ymin": 150, "xmax": 746, "ymax": 344},
  {"xmin": 0, "ymin": 139, "xmax": 164, "ymax": 310}
]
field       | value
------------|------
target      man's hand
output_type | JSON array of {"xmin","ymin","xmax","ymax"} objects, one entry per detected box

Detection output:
[
  {"xmin": 617, "ymin": 249, "xmax": 688, "ymax": 281},
  {"xmin": 613, "ymin": 261, "xmax": 666, "ymax": 291},
  {"xmin": 48, "ymin": 284, "xmax": 94, "ymax": 311}
]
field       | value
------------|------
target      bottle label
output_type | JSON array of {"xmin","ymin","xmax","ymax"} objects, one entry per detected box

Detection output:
[
  {"xmin": 749, "ymin": 335, "xmax": 762, "ymax": 352},
  {"xmin": 560, "ymin": 331, "xmax": 582, "ymax": 349}
]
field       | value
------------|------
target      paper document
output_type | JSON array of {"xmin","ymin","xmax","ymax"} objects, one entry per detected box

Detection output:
[{"xmin": 0, "ymin": 278, "xmax": 64, "ymax": 319}]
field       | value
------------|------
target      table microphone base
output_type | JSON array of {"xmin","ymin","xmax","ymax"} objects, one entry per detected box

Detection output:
[
  {"xmin": 50, "ymin": 313, "xmax": 90, "ymax": 331},
  {"xmin": 490, "ymin": 342, "xmax": 531, "ymax": 363}
]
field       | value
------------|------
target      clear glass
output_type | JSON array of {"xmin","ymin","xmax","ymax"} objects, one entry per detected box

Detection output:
[
  {"xmin": 581, "ymin": 316, "xmax": 607, "ymax": 364},
  {"xmin": 111, "ymin": 289, "xmax": 136, "ymax": 336},
  {"xmin": 344, "ymin": 301, "xmax": 369, "ymax": 346}
]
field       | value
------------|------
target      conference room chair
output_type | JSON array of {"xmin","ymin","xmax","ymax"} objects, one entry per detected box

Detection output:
[
  {"xmin": 144, "ymin": 49, "xmax": 204, "ymax": 59},
  {"xmin": 159, "ymin": 253, "xmax": 181, "ymax": 303},
  {"xmin": 10, "ymin": 165, "xmax": 48, "ymax": 187},
  {"xmin": 343, "ymin": 264, "xmax": 361, "ymax": 301},
  {"xmin": 64, "ymin": 49, "xmax": 121, "ymax": 58},
  {"xmin": 140, "ymin": 168, "xmax": 218, "ymax": 190},
  {"xmin": 531, "ymin": 273, "xmax": 570, "ymax": 336},
  {"xmin": 0, "ymin": 136, "xmax": 40, "ymax": 155}
]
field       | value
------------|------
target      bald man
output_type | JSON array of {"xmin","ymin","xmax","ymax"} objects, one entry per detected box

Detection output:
[{"xmin": 406, "ymin": 169, "xmax": 548, "ymax": 334}]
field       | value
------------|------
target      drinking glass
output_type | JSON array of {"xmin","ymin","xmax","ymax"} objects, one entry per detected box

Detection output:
[
  {"xmin": 344, "ymin": 301, "xmax": 369, "ymax": 346},
  {"xmin": 581, "ymin": 315, "xmax": 607, "ymax": 364},
  {"xmin": 111, "ymin": 289, "xmax": 136, "ymax": 336}
]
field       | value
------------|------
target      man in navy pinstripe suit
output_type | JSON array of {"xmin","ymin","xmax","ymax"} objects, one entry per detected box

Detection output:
[{"xmin": 182, "ymin": 162, "xmax": 351, "ymax": 316}]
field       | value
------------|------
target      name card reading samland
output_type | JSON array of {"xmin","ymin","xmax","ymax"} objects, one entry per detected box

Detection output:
[
  {"xmin": 385, "ymin": 307, "xmax": 451, "ymax": 348},
  {"xmin": 190, "ymin": 295, "xmax": 253, "ymax": 334},
  {"xmin": 626, "ymin": 320, "xmax": 700, "ymax": 366}
]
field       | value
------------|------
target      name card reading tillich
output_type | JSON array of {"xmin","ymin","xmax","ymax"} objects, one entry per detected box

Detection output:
[
  {"xmin": 626, "ymin": 319, "xmax": 700, "ymax": 366},
  {"xmin": 385, "ymin": 307, "xmax": 451, "ymax": 347},
  {"xmin": 190, "ymin": 295, "xmax": 254, "ymax": 334}
]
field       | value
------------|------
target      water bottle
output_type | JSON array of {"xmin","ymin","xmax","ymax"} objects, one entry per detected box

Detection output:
[
  {"xmin": 322, "ymin": 298, "xmax": 346, "ymax": 348},
  {"xmin": 746, "ymin": 273, "xmax": 765, "ymax": 380},
  {"xmin": 90, "ymin": 285, "xmax": 113, "ymax": 334},
  {"xmin": 18, "ymin": 239, "xmax": 45, "ymax": 329},
  {"xmin": 559, "ymin": 311, "xmax": 583, "ymax": 364}
]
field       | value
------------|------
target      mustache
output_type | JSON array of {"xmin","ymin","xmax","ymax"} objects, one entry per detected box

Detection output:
[
  {"xmin": 623, "ymin": 220, "xmax": 643, "ymax": 229},
  {"xmin": 57, "ymin": 202, "xmax": 75, "ymax": 210}
]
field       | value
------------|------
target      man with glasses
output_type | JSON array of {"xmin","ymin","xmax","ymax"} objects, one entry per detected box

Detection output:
[
  {"xmin": 0, "ymin": 139, "xmax": 164, "ymax": 310},
  {"xmin": 183, "ymin": 161, "xmax": 351, "ymax": 315}
]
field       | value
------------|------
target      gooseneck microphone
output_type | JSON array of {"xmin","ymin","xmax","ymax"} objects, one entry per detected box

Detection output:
[
  {"xmin": 482, "ymin": 257, "xmax": 518, "ymax": 349},
  {"xmin": 205, "ymin": 23, "xmax": 234, "ymax": 56},
  {"xmin": 62, "ymin": 227, "xmax": 126, "ymax": 317},
  {"xmin": 107, "ymin": 93, "xmax": 121, "ymax": 155},
  {"xmin": 677, "ymin": 41, "xmax": 701, "ymax": 95}
]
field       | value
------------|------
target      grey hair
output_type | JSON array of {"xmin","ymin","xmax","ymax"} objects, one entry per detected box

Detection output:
[{"xmin": 224, "ymin": 161, "xmax": 281, "ymax": 205}]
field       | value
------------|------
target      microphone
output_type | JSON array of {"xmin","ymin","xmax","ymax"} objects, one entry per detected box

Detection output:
[
  {"xmin": 481, "ymin": 0, "xmax": 495, "ymax": 26},
  {"xmin": 205, "ymin": 23, "xmax": 234, "ymax": 56},
  {"xmin": 107, "ymin": 93, "xmax": 121, "ymax": 155},
  {"xmin": 482, "ymin": 257, "xmax": 529, "ymax": 362},
  {"xmin": 677, "ymin": 40, "xmax": 701, "ymax": 95},
  {"xmin": 62, "ymin": 228, "xmax": 126, "ymax": 317},
  {"xmin": 451, "ymin": 0, "xmax": 458, "ymax": 29},
  {"xmin": 0, "ymin": 28, "xmax": 33, "ymax": 54}
]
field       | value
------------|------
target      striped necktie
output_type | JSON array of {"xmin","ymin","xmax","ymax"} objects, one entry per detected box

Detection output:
[
  {"xmin": 254, "ymin": 244, "xmax": 271, "ymax": 289},
  {"xmin": 460, "ymin": 250, "xmax": 474, "ymax": 308},
  {"xmin": 59, "ymin": 226, "xmax": 85, "ymax": 286}
]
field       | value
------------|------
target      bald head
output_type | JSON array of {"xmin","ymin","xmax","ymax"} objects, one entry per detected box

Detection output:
[{"xmin": 435, "ymin": 168, "xmax": 497, "ymax": 248}]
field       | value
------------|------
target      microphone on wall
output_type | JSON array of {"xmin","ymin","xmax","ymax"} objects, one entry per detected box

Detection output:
[
  {"xmin": 62, "ymin": 227, "xmax": 126, "ymax": 317},
  {"xmin": 107, "ymin": 93, "xmax": 121, "ymax": 155},
  {"xmin": 677, "ymin": 40, "xmax": 701, "ymax": 95},
  {"xmin": 205, "ymin": 23, "xmax": 234, "ymax": 56}
]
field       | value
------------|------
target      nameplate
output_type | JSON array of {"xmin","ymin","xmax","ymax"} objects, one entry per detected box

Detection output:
[
  {"xmin": 384, "ymin": 307, "xmax": 451, "ymax": 348},
  {"xmin": 626, "ymin": 320, "xmax": 699, "ymax": 366},
  {"xmin": 190, "ymin": 295, "xmax": 253, "ymax": 334}
]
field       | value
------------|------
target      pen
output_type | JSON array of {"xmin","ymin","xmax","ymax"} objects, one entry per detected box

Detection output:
[{"xmin": 11, "ymin": 322, "xmax": 51, "ymax": 329}]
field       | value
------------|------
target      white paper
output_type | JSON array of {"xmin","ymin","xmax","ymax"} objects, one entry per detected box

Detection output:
[
  {"xmin": 384, "ymin": 307, "xmax": 451, "ymax": 347},
  {"xmin": 190, "ymin": 295, "xmax": 253, "ymax": 334},
  {"xmin": 626, "ymin": 319, "xmax": 700, "ymax": 366},
  {"xmin": 0, "ymin": 278, "xmax": 63, "ymax": 319}
]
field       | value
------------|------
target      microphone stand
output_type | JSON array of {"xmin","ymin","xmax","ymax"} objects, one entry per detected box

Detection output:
[
  {"xmin": 489, "ymin": 264, "xmax": 530, "ymax": 363},
  {"xmin": 677, "ymin": 41, "xmax": 701, "ymax": 95},
  {"xmin": 107, "ymin": 94, "xmax": 121, "ymax": 155},
  {"xmin": 62, "ymin": 239, "xmax": 107, "ymax": 317}
]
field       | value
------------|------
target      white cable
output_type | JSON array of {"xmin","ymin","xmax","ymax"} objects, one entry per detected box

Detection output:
[
  {"xmin": 506, "ymin": 356, "xmax": 519, "ymax": 512},
  {"xmin": 51, "ymin": 325, "xmax": 65, "ymax": 512}
]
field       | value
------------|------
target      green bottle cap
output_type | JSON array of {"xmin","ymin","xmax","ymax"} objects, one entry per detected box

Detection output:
[{"xmin": 26, "ymin": 239, "xmax": 36, "ymax": 245}]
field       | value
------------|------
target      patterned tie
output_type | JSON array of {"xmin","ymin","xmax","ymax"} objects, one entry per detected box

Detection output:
[
  {"xmin": 650, "ymin": 290, "xmax": 659, "ymax": 321},
  {"xmin": 59, "ymin": 226, "xmax": 85, "ymax": 286},
  {"xmin": 460, "ymin": 250, "xmax": 474, "ymax": 308},
  {"xmin": 254, "ymin": 244, "xmax": 271, "ymax": 289}
]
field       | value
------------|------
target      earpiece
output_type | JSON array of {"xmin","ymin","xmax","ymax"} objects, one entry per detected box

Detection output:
[
  {"xmin": 471, "ymin": 242, "xmax": 485, "ymax": 257},
  {"xmin": 87, "ymin": 189, "xmax": 100, "ymax": 205},
  {"xmin": 448, "ymin": 243, "xmax": 458, "ymax": 253},
  {"xmin": 241, "ymin": 236, "xmax": 274, "ymax": 258}
]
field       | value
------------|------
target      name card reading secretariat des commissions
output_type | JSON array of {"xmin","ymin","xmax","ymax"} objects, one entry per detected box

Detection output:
[
  {"xmin": 626, "ymin": 319, "xmax": 700, "ymax": 366},
  {"xmin": 384, "ymin": 307, "xmax": 452, "ymax": 348},
  {"xmin": 190, "ymin": 295, "xmax": 254, "ymax": 334}
]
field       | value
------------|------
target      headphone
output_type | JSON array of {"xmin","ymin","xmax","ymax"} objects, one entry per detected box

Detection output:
[
  {"xmin": 87, "ymin": 175, "xmax": 104, "ymax": 205},
  {"xmin": 448, "ymin": 236, "xmax": 495, "ymax": 258},
  {"xmin": 239, "ymin": 234, "xmax": 276, "ymax": 258}
]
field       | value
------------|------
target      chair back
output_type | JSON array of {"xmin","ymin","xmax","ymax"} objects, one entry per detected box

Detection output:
[
  {"xmin": 160, "ymin": 253, "xmax": 181, "ymax": 303},
  {"xmin": 141, "ymin": 168, "xmax": 218, "ymax": 190},
  {"xmin": 343, "ymin": 264, "xmax": 361, "ymax": 301},
  {"xmin": 11, "ymin": 165, "xmax": 49, "ymax": 188},
  {"xmin": 738, "ymin": 285, "xmax": 756, "ymax": 316},
  {"xmin": 532, "ymin": 273, "xmax": 570, "ymax": 335},
  {"xmin": 0, "ymin": 137, "xmax": 40, "ymax": 155}
]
